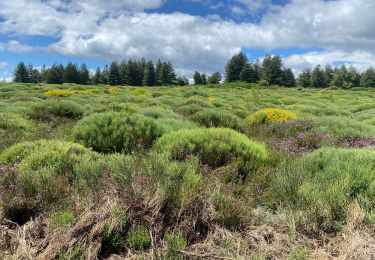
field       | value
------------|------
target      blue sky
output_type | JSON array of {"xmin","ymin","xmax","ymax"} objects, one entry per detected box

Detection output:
[{"xmin": 0, "ymin": 0, "xmax": 374, "ymax": 81}]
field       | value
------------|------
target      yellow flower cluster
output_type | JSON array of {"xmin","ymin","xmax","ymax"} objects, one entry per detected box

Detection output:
[
  {"xmin": 108, "ymin": 87, "xmax": 120, "ymax": 94},
  {"xmin": 44, "ymin": 89, "xmax": 99, "ymax": 97},
  {"xmin": 131, "ymin": 89, "xmax": 151, "ymax": 97},
  {"xmin": 207, "ymin": 97, "xmax": 217, "ymax": 102},
  {"xmin": 244, "ymin": 108, "xmax": 297, "ymax": 126}
]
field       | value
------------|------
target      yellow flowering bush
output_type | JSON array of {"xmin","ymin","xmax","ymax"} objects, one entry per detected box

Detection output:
[
  {"xmin": 44, "ymin": 89, "xmax": 99, "ymax": 97},
  {"xmin": 131, "ymin": 88, "xmax": 151, "ymax": 97},
  {"xmin": 108, "ymin": 87, "xmax": 120, "ymax": 94},
  {"xmin": 244, "ymin": 108, "xmax": 297, "ymax": 127},
  {"xmin": 207, "ymin": 97, "xmax": 217, "ymax": 102},
  {"xmin": 44, "ymin": 89, "xmax": 79, "ymax": 97}
]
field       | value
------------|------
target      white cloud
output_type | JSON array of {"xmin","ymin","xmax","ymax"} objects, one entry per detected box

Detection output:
[
  {"xmin": 0, "ymin": 41, "xmax": 34, "ymax": 53},
  {"xmin": 1, "ymin": 0, "xmax": 375, "ymax": 74},
  {"xmin": 0, "ymin": 62, "xmax": 7, "ymax": 68}
]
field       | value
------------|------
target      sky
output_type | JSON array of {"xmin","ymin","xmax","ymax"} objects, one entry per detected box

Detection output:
[{"xmin": 1, "ymin": 0, "xmax": 375, "ymax": 81}]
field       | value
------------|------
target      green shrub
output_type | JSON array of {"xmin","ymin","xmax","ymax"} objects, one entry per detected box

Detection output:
[
  {"xmin": 272, "ymin": 148, "xmax": 375, "ymax": 232},
  {"xmin": 155, "ymin": 118, "xmax": 198, "ymax": 134},
  {"xmin": 73, "ymin": 112, "xmax": 163, "ymax": 153},
  {"xmin": 105, "ymin": 153, "xmax": 135, "ymax": 189},
  {"xmin": 156, "ymin": 128, "xmax": 269, "ymax": 168},
  {"xmin": 174, "ymin": 104, "xmax": 205, "ymax": 116},
  {"xmin": 140, "ymin": 152, "xmax": 201, "ymax": 221},
  {"xmin": 127, "ymin": 226, "xmax": 151, "ymax": 251},
  {"xmin": 51, "ymin": 100, "xmax": 84, "ymax": 119},
  {"xmin": 191, "ymin": 109, "xmax": 242, "ymax": 130},
  {"xmin": 165, "ymin": 230, "xmax": 187, "ymax": 259},
  {"xmin": 0, "ymin": 140, "xmax": 98, "ymax": 213},
  {"xmin": 50, "ymin": 210, "xmax": 75, "ymax": 227},
  {"xmin": 0, "ymin": 112, "xmax": 31, "ymax": 131},
  {"xmin": 138, "ymin": 107, "xmax": 180, "ymax": 119}
]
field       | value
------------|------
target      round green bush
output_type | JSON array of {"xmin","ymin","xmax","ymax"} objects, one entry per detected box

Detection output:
[
  {"xmin": 272, "ymin": 147, "xmax": 375, "ymax": 232},
  {"xmin": 0, "ymin": 140, "xmax": 99, "ymax": 214},
  {"xmin": 156, "ymin": 128, "xmax": 269, "ymax": 168},
  {"xmin": 155, "ymin": 118, "xmax": 198, "ymax": 134},
  {"xmin": 191, "ymin": 109, "xmax": 242, "ymax": 130},
  {"xmin": 74, "ymin": 112, "xmax": 163, "ymax": 153},
  {"xmin": 138, "ymin": 107, "xmax": 180, "ymax": 119},
  {"xmin": 51, "ymin": 100, "xmax": 84, "ymax": 119}
]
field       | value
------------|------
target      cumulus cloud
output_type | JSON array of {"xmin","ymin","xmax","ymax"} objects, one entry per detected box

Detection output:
[
  {"xmin": 0, "ymin": 41, "xmax": 34, "ymax": 53},
  {"xmin": 0, "ymin": 0, "xmax": 375, "ymax": 74}
]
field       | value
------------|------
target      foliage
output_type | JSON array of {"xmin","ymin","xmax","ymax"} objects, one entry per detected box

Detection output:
[
  {"xmin": 74, "ymin": 112, "xmax": 163, "ymax": 153},
  {"xmin": 244, "ymin": 108, "xmax": 297, "ymax": 127},
  {"xmin": 156, "ymin": 128, "xmax": 269, "ymax": 168},
  {"xmin": 127, "ymin": 226, "xmax": 151, "ymax": 251},
  {"xmin": 191, "ymin": 109, "xmax": 242, "ymax": 130},
  {"xmin": 164, "ymin": 230, "xmax": 187, "ymax": 259},
  {"xmin": 50, "ymin": 210, "xmax": 75, "ymax": 227},
  {"xmin": 272, "ymin": 148, "xmax": 375, "ymax": 232}
]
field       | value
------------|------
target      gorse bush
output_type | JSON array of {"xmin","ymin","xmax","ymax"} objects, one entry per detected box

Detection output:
[
  {"xmin": 191, "ymin": 109, "xmax": 242, "ymax": 130},
  {"xmin": 156, "ymin": 128, "xmax": 269, "ymax": 168},
  {"xmin": 74, "ymin": 112, "xmax": 163, "ymax": 153},
  {"xmin": 244, "ymin": 108, "xmax": 297, "ymax": 127},
  {"xmin": 272, "ymin": 147, "xmax": 375, "ymax": 232}
]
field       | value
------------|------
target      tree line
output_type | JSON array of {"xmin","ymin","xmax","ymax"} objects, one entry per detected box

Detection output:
[
  {"xmin": 13, "ymin": 59, "xmax": 189, "ymax": 86},
  {"xmin": 13, "ymin": 52, "xmax": 375, "ymax": 88}
]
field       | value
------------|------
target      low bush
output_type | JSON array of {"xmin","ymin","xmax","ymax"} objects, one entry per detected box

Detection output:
[
  {"xmin": 74, "ymin": 112, "xmax": 163, "ymax": 153},
  {"xmin": 51, "ymin": 100, "xmax": 84, "ymax": 119},
  {"xmin": 164, "ymin": 230, "xmax": 187, "ymax": 259},
  {"xmin": 0, "ymin": 140, "xmax": 98, "ymax": 215},
  {"xmin": 156, "ymin": 128, "xmax": 269, "ymax": 168},
  {"xmin": 272, "ymin": 147, "xmax": 375, "ymax": 232},
  {"xmin": 127, "ymin": 226, "xmax": 151, "ymax": 251},
  {"xmin": 244, "ymin": 108, "xmax": 297, "ymax": 128},
  {"xmin": 155, "ymin": 118, "xmax": 198, "ymax": 134},
  {"xmin": 191, "ymin": 109, "xmax": 242, "ymax": 130},
  {"xmin": 50, "ymin": 209, "xmax": 75, "ymax": 227},
  {"xmin": 174, "ymin": 104, "xmax": 205, "ymax": 116},
  {"xmin": 138, "ymin": 107, "xmax": 180, "ymax": 119}
]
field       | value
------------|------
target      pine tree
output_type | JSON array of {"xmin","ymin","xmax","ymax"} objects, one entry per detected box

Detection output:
[
  {"xmin": 225, "ymin": 52, "xmax": 247, "ymax": 82},
  {"xmin": 142, "ymin": 60, "xmax": 156, "ymax": 86},
  {"xmin": 240, "ymin": 63, "xmax": 257, "ymax": 83},
  {"xmin": 360, "ymin": 67, "xmax": 375, "ymax": 87},
  {"xmin": 176, "ymin": 76, "xmax": 189, "ymax": 86},
  {"xmin": 282, "ymin": 68, "xmax": 296, "ymax": 87},
  {"xmin": 93, "ymin": 68, "xmax": 102, "ymax": 85},
  {"xmin": 63, "ymin": 62, "xmax": 79, "ymax": 83},
  {"xmin": 332, "ymin": 65, "xmax": 348, "ymax": 88},
  {"xmin": 208, "ymin": 72, "xmax": 222, "ymax": 84},
  {"xmin": 323, "ymin": 64, "xmax": 334, "ymax": 88},
  {"xmin": 298, "ymin": 68, "xmax": 311, "ymax": 88},
  {"xmin": 101, "ymin": 65, "xmax": 109, "ymax": 84},
  {"xmin": 78, "ymin": 63, "xmax": 90, "ymax": 85},
  {"xmin": 119, "ymin": 61, "xmax": 128, "ymax": 85},
  {"xmin": 46, "ymin": 64, "xmax": 64, "ymax": 84},
  {"xmin": 261, "ymin": 55, "xmax": 283, "ymax": 85},
  {"xmin": 155, "ymin": 59, "xmax": 163, "ymax": 86},
  {"xmin": 347, "ymin": 66, "xmax": 360, "ymax": 87},
  {"xmin": 13, "ymin": 62, "xmax": 29, "ymax": 83},
  {"xmin": 193, "ymin": 71, "xmax": 203, "ymax": 85},
  {"xmin": 311, "ymin": 65, "xmax": 325, "ymax": 88},
  {"xmin": 108, "ymin": 62, "xmax": 120, "ymax": 85}
]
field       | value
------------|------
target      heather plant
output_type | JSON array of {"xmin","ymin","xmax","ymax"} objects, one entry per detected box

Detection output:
[
  {"xmin": 156, "ymin": 128, "xmax": 269, "ymax": 169},
  {"xmin": 74, "ymin": 112, "xmax": 163, "ymax": 153},
  {"xmin": 138, "ymin": 107, "xmax": 180, "ymax": 119},
  {"xmin": 272, "ymin": 148, "xmax": 375, "ymax": 232}
]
